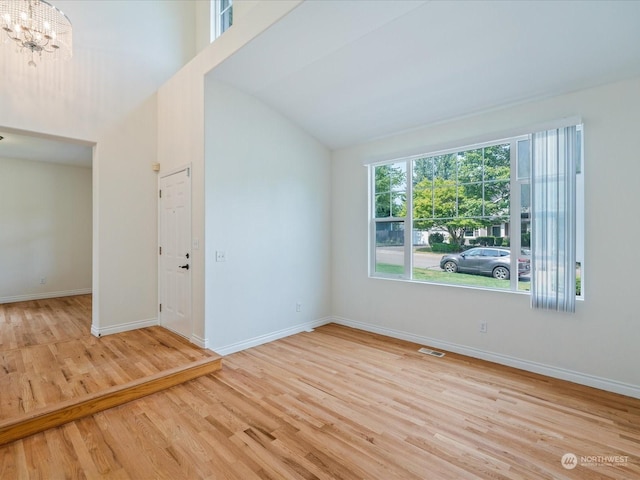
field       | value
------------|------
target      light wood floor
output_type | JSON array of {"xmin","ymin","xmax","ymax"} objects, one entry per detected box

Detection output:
[
  {"xmin": 1, "ymin": 321, "xmax": 639, "ymax": 479},
  {"xmin": 0, "ymin": 295, "xmax": 91, "ymax": 350},
  {"xmin": 0, "ymin": 295, "xmax": 219, "ymax": 419}
]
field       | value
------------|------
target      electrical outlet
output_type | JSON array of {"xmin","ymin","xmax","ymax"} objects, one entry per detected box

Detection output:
[
  {"xmin": 296, "ymin": 302, "xmax": 302, "ymax": 312},
  {"xmin": 40, "ymin": 277, "xmax": 46, "ymax": 285},
  {"xmin": 479, "ymin": 321, "xmax": 488, "ymax": 333},
  {"xmin": 215, "ymin": 251, "xmax": 226, "ymax": 262}
]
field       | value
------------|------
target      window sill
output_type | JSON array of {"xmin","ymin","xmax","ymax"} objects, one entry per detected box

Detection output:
[{"xmin": 369, "ymin": 273, "xmax": 584, "ymax": 301}]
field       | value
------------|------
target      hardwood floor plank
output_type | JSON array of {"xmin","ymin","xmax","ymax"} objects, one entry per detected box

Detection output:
[
  {"xmin": 0, "ymin": 296, "xmax": 221, "ymax": 420},
  {"xmin": 0, "ymin": 356, "xmax": 221, "ymax": 446},
  {"xmin": 0, "ymin": 295, "xmax": 224, "ymax": 450},
  {"xmin": 2, "ymin": 322, "xmax": 640, "ymax": 478}
]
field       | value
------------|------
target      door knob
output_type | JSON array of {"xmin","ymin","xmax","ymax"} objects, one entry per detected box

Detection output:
[{"xmin": 179, "ymin": 264, "xmax": 190, "ymax": 270}]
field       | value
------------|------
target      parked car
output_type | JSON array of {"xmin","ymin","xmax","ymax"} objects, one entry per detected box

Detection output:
[{"xmin": 439, "ymin": 247, "xmax": 531, "ymax": 280}]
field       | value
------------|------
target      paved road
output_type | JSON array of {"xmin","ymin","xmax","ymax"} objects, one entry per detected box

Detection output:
[
  {"xmin": 376, "ymin": 247, "xmax": 442, "ymax": 269},
  {"xmin": 376, "ymin": 246, "xmax": 532, "ymax": 281}
]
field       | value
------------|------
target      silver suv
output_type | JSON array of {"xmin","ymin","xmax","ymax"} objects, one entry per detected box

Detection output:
[{"xmin": 439, "ymin": 247, "xmax": 531, "ymax": 280}]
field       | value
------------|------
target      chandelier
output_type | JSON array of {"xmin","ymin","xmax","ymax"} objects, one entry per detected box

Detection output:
[{"xmin": 0, "ymin": 0, "xmax": 72, "ymax": 67}]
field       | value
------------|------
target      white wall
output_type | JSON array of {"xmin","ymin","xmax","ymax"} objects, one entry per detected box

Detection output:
[
  {"xmin": 0, "ymin": 1, "xmax": 199, "ymax": 335},
  {"xmin": 195, "ymin": 0, "xmax": 264, "ymax": 53},
  {"xmin": 157, "ymin": 0, "xmax": 302, "ymax": 346},
  {"xmin": 331, "ymin": 76, "xmax": 640, "ymax": 398},
  {"xmin": 91, "ymin": 96, "xmax": 160, "ymax": 334},
  {"xmin": 0, "ymin": 158, "xmax": 92, "ymax": 302},
  {"xmin": 195, "ymin": 0, "xmax": 212, "ymax": 54},
  {"xmin": 0, "ymin": 1, "xmax": 197, "ymax": 143},
  {"xmin": 204, "ymin": 79, "xmax": 331, "ymax": 353}
]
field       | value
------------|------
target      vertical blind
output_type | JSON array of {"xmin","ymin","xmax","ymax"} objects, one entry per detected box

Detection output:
[{"xmin": 530, "ymin": 126, "xmax": 578, "ymax": 312}]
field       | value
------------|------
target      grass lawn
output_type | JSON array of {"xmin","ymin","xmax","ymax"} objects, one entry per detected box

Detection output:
[{"xmin": 376, "ymin": 263, "xmax": 531, "ymax": 291}]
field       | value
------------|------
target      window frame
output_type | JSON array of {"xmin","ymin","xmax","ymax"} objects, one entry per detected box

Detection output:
[
  {"xmin": 368, "ymin": 131, "xmax": 583, "ymax": 297},
  {"xmin": 211, "ymin": 0, "xmax": 233, "ymax": 41}
]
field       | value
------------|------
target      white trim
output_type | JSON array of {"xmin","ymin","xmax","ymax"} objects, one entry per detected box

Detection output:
[
  {"xmin": 90, "ymin": 317, "xmax": 158, "ymax": 338},
  {"xmin": 331, "ymin": 316, "xmax": 640, "ymax": 400},
  {"xmin": 362, "ymin": 116, "xmax": 583, "ymax": 167},
  {"xmin": 191, "ymin": 333, "xmax": 209, "ymax": 349},
  {"xmin": 212, "ymin": 317, "xmax": 332, "ymax": 356},
  {"xmin": 211, "ymin": 0, "xmax": 232, "ymax": 41},
  {"xmin": 212, "ymin": 0, "xmax": 220, "ymax": 40},
  {"xmin": 509, "ymin": 137, "xmax": 522, "ymax": 292},
  {"xmin": 0, "ymin": 288, "xmax": 92, "ymax": 304}
]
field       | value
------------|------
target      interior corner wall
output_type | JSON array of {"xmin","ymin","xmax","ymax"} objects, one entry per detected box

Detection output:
[
  {"xmin": 91, "ymin": 96, "xmax": 160, "ymax": 334},
  {"xmin": 204, "ymin": 79, "xmax": 332, "ymax": 352},
  {"xmin": 157, "ymin": 0, "xmax": 303, "ymax": 347},
  {"xmin": 0, "ymin": 2, "xmax": 205, "ymax": 335},
  {"xmin": 331, "ymin": 76, "xmax": 640, "ymax": 398},
  {"xmin": 0, "ymin": 158, "xmax": 92, "ymax": 302}
]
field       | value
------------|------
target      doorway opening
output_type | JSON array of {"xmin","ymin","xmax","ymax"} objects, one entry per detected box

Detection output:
[{"xmin": 0, "ymin": 126, "xmax": 95, "ymax": 320}]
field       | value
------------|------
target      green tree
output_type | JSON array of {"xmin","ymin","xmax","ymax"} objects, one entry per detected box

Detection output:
[
  {"xmin": 375, "ymin": 163, "xmax": 406, "ymax": 218},
  {"xmin": 413, "ymin": 145, "xmax": 510, "ymax": 246}
]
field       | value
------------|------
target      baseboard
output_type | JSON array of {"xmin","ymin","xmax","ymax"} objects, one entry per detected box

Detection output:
[
  {"xmin": 191, "ymin": 333, "xmax": 209, "ymax": 349},
  {"xmin": 91, "ymin": 317, "xmax": 158, "ymax": 338},
  {"xmin": 91, "ymin": 321, "xmax": 207, "ymax": 347},
  {"xmin": 331, "ymin": 316, "xmax": 640, "ymax": 400},
  {"xmin": 213, "ymin": 317, "xmax": 332, "ymax": 356},
  {"xmin": 0, "ymin": 288, "xmax": 92, "ymax": 304}
]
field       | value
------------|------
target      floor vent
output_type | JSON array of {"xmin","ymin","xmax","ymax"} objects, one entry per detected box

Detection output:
[{"xmin": 418, "ymin": 347, "xmax": 445, "ymax": 358}]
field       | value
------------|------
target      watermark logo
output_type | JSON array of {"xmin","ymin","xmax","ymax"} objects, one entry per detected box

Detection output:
[
  {"xmin": 561, "ymin": 453, "xmax": 577, "ymax": 470},
  {"xmin": 580, "ymin": 455, "xmax": 629, "ymax": 467},
  {"xmin": 561, "ymin": 452, "xmax": 629, "ymax": 469}
]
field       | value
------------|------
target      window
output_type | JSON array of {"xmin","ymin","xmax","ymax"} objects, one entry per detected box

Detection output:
[
  {"xmin": 219, "ymin": 0, "xmax": 232, "ymax": 34},
  {"xmin": 211, "ymin": 0, "xmax": 233, "ymax": 41},
  {"xmin": 369, "ymin": 126, "xmax": 584, "ymax": 298},
  {"xmin": 373, "ymin": 162, "xmax": 407, "ymax": 275}
]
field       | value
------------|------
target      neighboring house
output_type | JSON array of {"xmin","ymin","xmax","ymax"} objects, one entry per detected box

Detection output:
[{"xmin": 412, "ymin": 225, "xmax": 509, "ymax": 247}]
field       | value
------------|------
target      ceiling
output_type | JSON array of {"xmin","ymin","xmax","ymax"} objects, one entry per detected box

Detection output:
[
  {"xmin": 209, "ymin": 0, "xmax": 640, "ymax": 149},
  {"xmin": 3, "ymin": 0, "xmax": 639, "ymax": 164},
  {"xmin": 0, "ymin": 0, "xmax": 196, "ymax": 168},
  {"xmin": 0, "ymin": 130, "xmax": 93, "ymax": 167}
]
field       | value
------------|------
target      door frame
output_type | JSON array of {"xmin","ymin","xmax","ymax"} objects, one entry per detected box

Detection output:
[{"xmin": 157, "ymin": 164, "xmax": 193, "ymax": 341}]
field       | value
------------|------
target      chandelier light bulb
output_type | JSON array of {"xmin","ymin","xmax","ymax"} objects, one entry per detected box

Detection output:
[{"xmin": 0, "ymin": 0, "xmax": 72, "ymax": 66}]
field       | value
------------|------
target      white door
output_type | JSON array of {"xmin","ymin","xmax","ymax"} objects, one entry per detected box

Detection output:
[{"xmin": 159, "ymin": 167, "xmax": 192, "ymax": 339}]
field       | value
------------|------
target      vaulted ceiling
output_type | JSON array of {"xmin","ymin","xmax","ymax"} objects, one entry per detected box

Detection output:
[
  {"xmin": 3, "ymin": 0, "xmax": 640, "ymax": 164},
  {"xmin": 209, "ymin": 0, "xmax": 640, "ymax": 149},
  {"xmin": 0, "ymin": 0, "xmax": 197, "ymax": 167}
]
